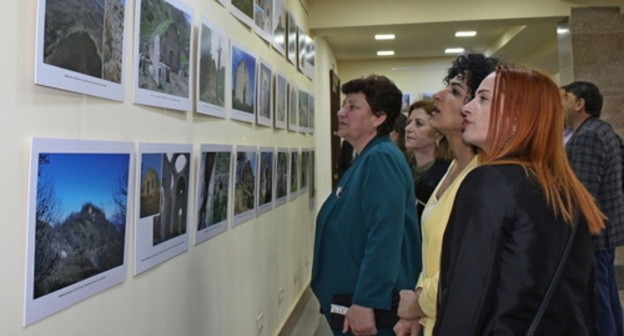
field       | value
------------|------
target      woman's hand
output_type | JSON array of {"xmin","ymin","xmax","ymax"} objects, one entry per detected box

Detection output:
[
  {"xmin": 343, "ymin": 304, "xmax": 377, "ymax": 336},
  {"xmin": 397, "ymin": 289, "xmax": 425, "ymax": 319},
  {"xmin": 393, "ymin": 318, "xmax": 422, "ymax": 336}
]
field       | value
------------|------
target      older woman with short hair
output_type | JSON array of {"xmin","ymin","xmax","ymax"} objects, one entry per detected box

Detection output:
[{"xmin": 312, "ymin": 75, "xmax": 422, "ymax": 336}]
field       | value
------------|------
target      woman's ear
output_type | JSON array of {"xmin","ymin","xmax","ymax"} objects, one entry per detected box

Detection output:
[{"xmin": 372, "ymin": 112, "xmax": 387, "ymax": 128}]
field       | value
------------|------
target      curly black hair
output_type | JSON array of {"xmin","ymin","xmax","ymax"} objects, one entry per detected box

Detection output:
[
  {"xmin": 341, "ymin": 75, "xmax": 402, "ymax": 136},
  {"xmin": 444, "ymin": 54, "xmax": 500, "ymax": 100}
]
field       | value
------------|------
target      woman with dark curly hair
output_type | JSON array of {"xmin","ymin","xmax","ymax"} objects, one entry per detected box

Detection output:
[{"xmin": 395, "ymin": 54, "xmax": 499, "ymax": 336}]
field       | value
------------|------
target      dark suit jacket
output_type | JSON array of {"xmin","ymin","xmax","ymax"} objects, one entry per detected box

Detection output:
[
  {"xmin": 311, "ymin": 136, "xmax": 422, "ymax": 324},
  {"xmin": 434, "ymin": 165, "xmax": 598, "ymax": 336},
  {"xmin": 566, "ymin": 117, "xmax": 624, "ymax": 250}
]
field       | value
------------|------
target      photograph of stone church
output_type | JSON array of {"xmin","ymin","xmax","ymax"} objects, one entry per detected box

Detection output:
[
  {"xmin": 43, "ymin": 0, "xmax": 125, "ymax": 83},
  {"xmin": 231, "ymin": 45, "xmax": 256, "ymax": 115},
  {"xmin": 140, "ymin": 152, "xmax": 190, "ymax": 246},
  {"xmin": 234, "ymin": 150, "xmax": 256, "ymax": 216},
  {"xmin": 137, "ymin": 0, "xmax": 192, "ymax": 98}
]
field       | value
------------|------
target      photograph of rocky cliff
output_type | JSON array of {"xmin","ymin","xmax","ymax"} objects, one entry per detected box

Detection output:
[
  {"xmin": 137, "ymin": 0, "xmax": 192, "ymax": 98},
  {"xmin": 33, "ymin": 152, "xmax": 129, "ymax": 299},
  {"xmin": 43, "ymin": 0, "xmax": 125, "ymax": 83}
]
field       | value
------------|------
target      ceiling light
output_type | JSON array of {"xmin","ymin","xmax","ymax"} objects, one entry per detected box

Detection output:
[
  {"xmin": 455, "ymin": 31, "xmax": 477, "ymax": 37},
  {"xmin": 445, "ymin": 48, "xmax": 465, "ymax": 54},
  {"xmin": 377, "ymin": 50, "xmax": 395, "ymax": 56},
  {"xmin": 375, "ymin": 34, "xmax": 395, "ymax": 40},
  {"xmin": 557, "ymin": 27, "xmax": 570, "ymax": 35}
]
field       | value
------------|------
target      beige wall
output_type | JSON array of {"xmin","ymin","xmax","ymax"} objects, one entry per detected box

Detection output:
[{"xmin": 1, "ymin": 0, "xmax": 333, "ymax": 335}]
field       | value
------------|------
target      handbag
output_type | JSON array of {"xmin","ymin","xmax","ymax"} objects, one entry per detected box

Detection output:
[{"xmin": 525, "ymin": 215, "xmax": 578, "ymax": 336}]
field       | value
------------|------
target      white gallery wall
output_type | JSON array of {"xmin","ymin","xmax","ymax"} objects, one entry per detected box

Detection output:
[{"xmin": 1, "ymin": 0, "xmax": 336, "ymax": 335}]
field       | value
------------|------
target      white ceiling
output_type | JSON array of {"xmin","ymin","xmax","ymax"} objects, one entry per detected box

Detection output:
[{"xmin": 306, "ymin": 0, "xmax": 622, "ymax": 75}]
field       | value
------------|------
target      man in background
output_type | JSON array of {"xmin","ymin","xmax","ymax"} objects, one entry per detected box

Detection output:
[{"xmin": 562, "ymin": 81, "xmax": 624, "ymax": 336}]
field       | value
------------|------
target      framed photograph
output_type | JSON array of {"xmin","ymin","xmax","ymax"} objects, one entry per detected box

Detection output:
[
  {"xmin": 257, "ymin": 147, "xmax": 274, "ymax": 216},
  {"xmin": 34, "ymin": 0, "xmax": 129, "ymax": 101},
  {"xmin": 401, "ymin": 93, "xmax": 411, "ymax": 114},
  {"xmin": 134, "ymin": 0, "xmax": 194, "ymax": 112},
  {"xmin": 298, "ymin": 89, "xmax": 309, "ymax": 132},
  {"xmin": 230, "ymin": 42, "xmax": 257, "ymax": 124},
  {"xmin": 25, "ymin": 138, "xmax": 133, "ymax": 326},
  {"xmin": 308, "ymin": 150, "xmax": 316, "ymax": 210},
  {"xmin": 253, "ymin": 0, "xmax": 273, "ymax": 43},
  {"xmin": 308, "ymin": 93, "xmax": 315, "ymax": 133},
  {"xmin": 135, "ymin": 143, "xmax": 192, "ymax": 275},
  {"xmin": 271, "ymin": 0, "xmax": 286, "ymax": 56},
  {"xmin": 304, "ymin": 35, "xmax": 315, "ymax": 79},
  {"xmin": 300, "ymin": 149, "xmax": 310, "ymax": 194},
  {"xmin": 274, "ymin": 148, "xmax": 289, "ymax": 207},
  {"xmin": 197, "ymin": 15, "xmax": 229, "ymax": 118},
  {"xmin": 286, "ymin": 12, "xmax": 297, "ymax": 66},
  {"xmin": 256, "ymin": 59, "xmax": 273, "ymax": 127},
  {"xmin": 297, "ymin": 27, "xmax": 306, "ymax": 72},
  {"xmin": 229, "ymin": 0, "xmax": 253, "ymax": 27},
  {"xmin": 274, "ymin": 73, "xmax": 287, "ymax": 129},
  {"xmin": 288, "ymin": 81, "xmax": 298, "ymax": 131},
  {"xmin": 195, "ymin": 144, "xmax": 232, "ymax": 245},
  {"xmin": 233, "ymin": 146, "xmax": 257, "ymax": 226},
  {"xmin": 288, "ymin": 148, "xmax": 299, "ymax": 201}
]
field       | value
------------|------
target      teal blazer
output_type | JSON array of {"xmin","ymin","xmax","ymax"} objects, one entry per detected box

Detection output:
[{"xmin": 311, "ymin": 136, "xmax": 422, "ymax": 323}]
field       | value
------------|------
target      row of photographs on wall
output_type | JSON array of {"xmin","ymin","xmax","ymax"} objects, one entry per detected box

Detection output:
[
  {"xmin": 34, "ymin": 0, "xmax": 315, "ymax": 116},
  {"xmin": 25, "ymin": 138, "xmax": 316, "ymax": 326}
]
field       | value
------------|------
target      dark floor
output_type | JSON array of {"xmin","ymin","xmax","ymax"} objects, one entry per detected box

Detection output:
[{"xmin": 283, "ymin": 247, "xmax": 624, "ymax": 336}]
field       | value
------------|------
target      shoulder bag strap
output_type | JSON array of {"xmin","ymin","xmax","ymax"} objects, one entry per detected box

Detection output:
[{"xmin": 525, "ymin": 214, "xmax": 579, "ymax": 336}]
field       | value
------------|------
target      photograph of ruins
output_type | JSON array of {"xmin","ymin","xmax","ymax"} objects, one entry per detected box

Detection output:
[
  {"xmin": 135, "ymin": 144, "xmax": 191, "ymax": 275},
  {"xmin": 230, "ymin": 43, "xmax": 257, "ymax": 123},
  {"xmin": 253, "ymin": 0, "xmax": 273, "ymax": 42},
  {"xmin": 43, "ymin": 0, "xmax": 125, "ymax": 83},
  {"xmin": 32, "ymin": 152, "xmax": 129, "ymax": 298},
  {"xmin": 274, "ymin": 73, "xmax": 287, "ymax": 129},
  {"xmin": 286, "ymin": 12, "xmax": 297, "ymax": 65},
  {"xmin": 35, "ymin": 0, "xmax": 127, "ymax": 101},
  {"xmin": 300, "ymin": 150, "xmax": 309, "ymax": 192},
  {"xmin": 289, "ymin": 150, "xmax": 299, "ymax": 199},
  {"xmin": 195, "ymin": 146, "xmax": 232, "ymax": 244},
  {"xmin": 275, "ymin": 149, "xmax": 289, "ymax": 206},
  {"xmin": 230, "ymin": 0, "xmax": 253, "ymax": 27},
  {"xmin": 257, "ymin": 150, "xmax": 274, "ymax": 215},
  {"xmin": 298, "ymin": 90, "xmax": 309, "ymax": 130},
  {"xmin": 136, "ymin": 0, "xmax": 192, "ymax": 98},
  {"xmin": 257, "ymin": 60, "xmax": 272, "ymax": 127},
  {"xmin": 25, "ymin": 138, "xmax": 133, "ymax": 326},
  {"xmin": 288, "ymin": 81, "xmax": 298, "ymax": 131},
  {"xmin": 233, "ymin": 148, "xmax": 257, "ymax": 225},
  {"xmin": 272, "ymin": 0, "xmax": 286, "ymax": 56},
  {"xmin": 139, "ymin": 152, "xmax": 190, "ymax": 245},
  {"xmin": 197, "ymin": 16, "xmax": 228, "ymax": 118}
]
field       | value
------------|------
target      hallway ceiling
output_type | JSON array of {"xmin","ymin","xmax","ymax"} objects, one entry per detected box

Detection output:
[{"xmin": 311, "ymin": 16, "xmax": 565, "ymax": 74}]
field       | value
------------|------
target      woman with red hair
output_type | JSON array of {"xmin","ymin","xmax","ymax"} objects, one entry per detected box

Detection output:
[{"xmin": 434, "ymin": 64, "xmax": 604, "ymax": 335}]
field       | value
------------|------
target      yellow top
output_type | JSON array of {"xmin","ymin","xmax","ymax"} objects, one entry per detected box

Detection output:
[{"xmin": 416, "ymin": 156, "xmax": 479, "ymax": 335}]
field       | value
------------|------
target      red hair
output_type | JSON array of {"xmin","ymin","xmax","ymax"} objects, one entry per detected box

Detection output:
[{"xmin": 479, "ymin": 64, "xmax": 604, "ymax": 233}]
